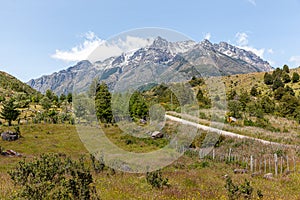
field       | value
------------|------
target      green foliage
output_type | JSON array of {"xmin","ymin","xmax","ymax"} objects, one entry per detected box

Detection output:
[
  {"xmin": 90, "ymin": 154, "xmax": 105, "ymax": 173},
  {"xmin": 260, "ymin": 96, "xmax": 275, "ymax": 114},
  {"xmin": 45, "ymin": 89, "xmax": 56, "ymax": 102},
  {"xmin": 67, "ymin": 92, "xmax": 73, "ymax": 103},
  {"xmin": 228, "ymin": 100, "xmax": 243, "ymax": 118},
  {"xmin": 283, "ymin": 64, "xmax": 290, "ymax": 73},
  {"xmin": 73, "ymin": 94, "xmax": 88, "ymax": 120},
  {"xmin": 9, "ymin": 154, "xmax": 99, "ymax": 200},
  {"xmin": 282, "ymin": 72, "xmax": 291, "ymax": 83},
  {"xmin": 263, "ymin": 72, "xmax": 273, "ymax": 85},
  {"xmin": 239, "ymin": 90, "xmax": 250, "ymax": 111},
  {"xmin": 292, "ymin": 72, "xmax": 299, "ymax": 83},
  {"xmin": 225, "ymin": 176, "xmax": 240, "ymax": 200},
  {"xmin": 278, "ymin": 94, "xmax": 299, "ymax": 118},
  {"xmin": 0, "ymin": 98, "xmax": 20, "ymax": 126},
  {"xmin": 40, "ymin": 96, "xmax": 52, "ymax": 110},
  {"xmin": 59, "ymin": 93, "xmax": 66, "ymax": 102},
  {"xmin": 189, "ymin": 76, "xmax": 204, "ymax": 87},
  {"xmin": 129, "ymin": 91, "xmax": 148, "ymax": 119},
  {"xmin": 47, "ymin": 109, "xmax": 58, "ymax": 124},
  {"xmin": 272, "ymin": 68, "xmax": 283, "ymax": 79},
  {"xmin": 196, "ymin": 89, "xmax": 211, "ymax": 108},
  {"xmin": 246, "ymin": 101, "xmax": 263, "ymax": 118},
  {"xmin": 250, "ymin": 86, "xmax": 258, "ymax": 96},
  {"xmin": 285, "ymin": 85, "xmax": 295, "ymax": 96},
  {"xmin": 95, "ymin": 82, "xmax": 113, "ymax": 123},
  {"xmin": 0, "ymin": 71, "xmax": 38, "ymax": 95},
  {"xmin": 274, "ymin": 87, "xmax": 286, "ymax": 100},
  {"xmin": 272, "ymin": 77, "xmax": 284, "ymax": 91},
  {"xmin": 225, "ymin": 177, "xmax": 260, "ymax": 200},
  {"xmin": 146, "ymin": 170, "xmax": 169, "ymax": 189},
  {"xmin": 227, "ymin": 89, "xmax": 237, "ymax": 100},
  {"xmin": 0, "ymin": 95, "xmax": 4, "ymax": 102}
]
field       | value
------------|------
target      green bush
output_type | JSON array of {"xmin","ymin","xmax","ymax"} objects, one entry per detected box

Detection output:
[
  {"xmin": 9, "ymin": 154, "xmax": 99, "ymax": 200},
  {"xmin": 292, "ymin": 72, "xmax": 299, "ymax": 83},
  {"xmin": 146, "ymin": 170, "xmax": 169, "ymax": 189},
  {"xmin": 225, "ymin": 177, "xmax": 262, "ymax": 200}
]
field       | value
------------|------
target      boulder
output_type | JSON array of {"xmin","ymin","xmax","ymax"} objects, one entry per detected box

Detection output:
[
  {"xmin": 234, "ymin": 168, "xmax": 248, "ymax": 174},
  {"xmin": 1, "ymin": 131, "xmax": 19, "ymax": 141},
  {"xmin": 263, "ymin": 173, "xmax": 273, "ymax": 180},
  {"xmin": 151, "ymin": 131, "xmax": 163, "ymax": 139}
]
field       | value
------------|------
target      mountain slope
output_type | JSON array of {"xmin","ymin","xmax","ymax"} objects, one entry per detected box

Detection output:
[
  {"xmin": 0, "ymin": 71, "xmax": 38, "ymax": 96},
  {"xmin": 27, "ymin": 37, "xmax": 273, "ymax": 94}
]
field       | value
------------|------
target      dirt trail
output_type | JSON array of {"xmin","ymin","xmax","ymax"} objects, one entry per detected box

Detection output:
[{"xmin": 165, "ymin": 114, "xmax": 298, "ymax": 148}]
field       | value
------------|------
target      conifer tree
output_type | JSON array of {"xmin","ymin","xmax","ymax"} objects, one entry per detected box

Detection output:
[
  {"xmin": 95, "ymin": 82, "xmax": 113, "ymax": 123},
  {"xmin": 0, "ymin": 98, "xmax": 20, "ymax": 126}
]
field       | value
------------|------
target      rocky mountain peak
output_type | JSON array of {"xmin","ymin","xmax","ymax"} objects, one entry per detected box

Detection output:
[
  {"xmin": 150, "ymin": 36, "xmax": 169, "ymax": 49},
  {"xmin": 27, "ymin": 37, "xmax": 273, "ymax": 94}
]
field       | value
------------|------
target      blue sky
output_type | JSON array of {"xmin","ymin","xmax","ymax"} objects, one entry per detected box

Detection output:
[{"xmin": 1, "ymin": 0, "xmax": 300, "ymax": 81}]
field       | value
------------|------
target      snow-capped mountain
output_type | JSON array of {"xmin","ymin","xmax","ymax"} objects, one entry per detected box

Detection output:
[{"xmin": 27, "ymin": 37, "xmax": 273, "ymax": 94}]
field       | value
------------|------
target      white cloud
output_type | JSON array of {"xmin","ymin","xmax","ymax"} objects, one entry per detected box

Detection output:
[
  {"xmin": 51, "ymin": 31, "xmax": 104, "ymax": 62},
  {"xmin": 267, "ymin": 49, "xmax": 274, "ymax": 54},
  {"xmin": 204, "ymin": 32, "xmax": 211, "ymax": 40},
  {"xmin": 235, "ymin": 32, "xmax": 265, "ymax": 58},
  {"xmin": 235, "ymin": 32, "xmax": 249, "ymax": 46},
  {"xmin": 289, "ymin": 56, "xmax": 300, "ymax": 67},
  {"xmin": 51, "ymin": 32, "xmax": 153, "ymax": 63},
  {"xmin": 88, "ymin": 35, "xmax": 153, "ymax": 63},
  {"xmin": 247, "ymin": 0, "xmax": 256, "ymax": 6}
]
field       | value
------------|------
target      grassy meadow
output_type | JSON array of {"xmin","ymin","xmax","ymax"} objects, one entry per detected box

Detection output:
[{"xmin": 1, "ymin": 122, "xmax": 300, "ymax": 199}]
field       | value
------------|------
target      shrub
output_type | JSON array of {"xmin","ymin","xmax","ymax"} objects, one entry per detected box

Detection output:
[
  {"xmin": 9, "ymin": 154, "xmax": 99, "ymax": 200},
  {"xmin": 272, "ymin": 77, "xmax": 284, "ymax": 91},
  {"xmin": 250, "ymin": 86, "xmax": 258, "ymax": 96},
  {"xmin": 225, "ymin": 177, "xmax": 262, "ymax": 200},
  {"xmin": 264, "ymin": 73, "xmax": 273, "ymax": 85},
  {"xmin": 146, "ymin": 170, "xmax": 169, "ymax": 189},
  {"xmin": 282, "ymin": 72, "xmax": 291, "ymax": 83},
  {"xmin": 283, "ymin": 64, "xmax": 290, "ymax": 73},
  {"xmin": 292, "ymin": 72, "xmax": 299, "ymax": 83}
]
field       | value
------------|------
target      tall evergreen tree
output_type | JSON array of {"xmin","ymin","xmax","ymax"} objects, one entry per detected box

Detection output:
[
  {"xmin": 0, "ymin": 98, "xmax": 20, "ymax": 126},
  {"xmin": 283, "ymin": 64, "xmax": 290, "ymax": 73},
  {"xmin": 263, "ymin": 73, "xmax": 273, "ymax": 85},
  {"xmin": 59, "ymin": 93, "xmax": 66, "ymax": 102},
  {"xmin": 95, "ymin": 82, "xmax": 113, "ymax": 123},
  {"xmin": 129, "ymin": 91, "xmax": 148, "ymax": 119},
  {"xmin": 67, "ymin": 93, "xmax": 73, "ymax": 103}
]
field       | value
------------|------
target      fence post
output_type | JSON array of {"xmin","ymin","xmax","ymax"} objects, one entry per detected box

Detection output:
[
  {"xmin": 212, "ymin": 149, "xmax": 215, "ymax": 160},
  {"xmin": 264, "ymin": 158, "xmax": 267, "ymax": 173},
  {"xmin": 293, "ymin": 156, "xmax": 296, "ymax": 172},
  {"xmin": 287, "ymin": 155, "xmax": 289, "ymax": 171},
  {"xmin": 259, "ymin": 160, "xmax": 262, "ymax": 172},
  {"xmin": 280, "ymin": 157, "xmax": 283, "ymax": 174},
  {"xmin": 250, "ymin": 155, "xmax": 253, "ymax": 172},
  {"xmin": 269, "ymin": 156, "xmax": 271, "ymax": 173},
  {"xmin": 274, "ymin": 154, "xmax": 278, "ymax": 176}
]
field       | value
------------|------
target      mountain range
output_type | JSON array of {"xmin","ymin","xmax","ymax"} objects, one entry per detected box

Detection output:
[{"xmin": 27, "ymin": 37, "xmax": 273, "ymax": 94}]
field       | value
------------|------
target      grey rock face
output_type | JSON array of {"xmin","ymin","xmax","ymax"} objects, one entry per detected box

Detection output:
[{"xmin": 27, "ymin": 37, "xmax": 272, "ymax": 94}]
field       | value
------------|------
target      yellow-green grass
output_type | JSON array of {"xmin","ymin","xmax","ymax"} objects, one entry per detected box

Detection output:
[{"xmin": 1, "ymin": 123, "xmax": 300, "ymax": 199}]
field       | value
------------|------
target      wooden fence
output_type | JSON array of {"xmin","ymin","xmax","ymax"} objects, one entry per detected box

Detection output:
[{"xmin": 199, "ymin": 148, "xmax": 298, "ymax": 176}]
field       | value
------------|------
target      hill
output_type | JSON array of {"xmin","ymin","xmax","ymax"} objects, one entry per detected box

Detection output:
[{"xmin": 0, "ymin": 71, "xmax": 39, "ymax": 97}]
